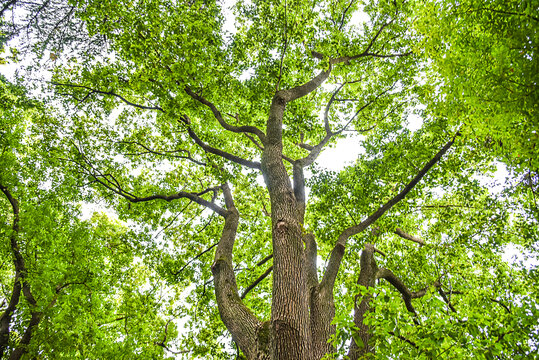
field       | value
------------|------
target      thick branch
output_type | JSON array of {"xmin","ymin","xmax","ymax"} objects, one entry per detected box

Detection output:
[
  {"xmin": 323, "ymin": 135, "xmax": 456, "ymax": 287},
  {"xmin": 0, "ymin": 184, "xmax": 42, "ymax": 360},
  {"xmin": 280, "ymin": 70, "xmax": 331, "ymax": 103},
  {"xmin": 211, "ymin": 184, "xmax": 260, "ymax": 359},
  {"xmin": 376, "ymin": 268, "xmax": 440, "ymax": 316},
  {"xmin": 395, "ymin": 228, "xmax": 425, "ymax": 246},
  {"xmin": 8, "ymin": 311, "xmax": 42, "ymax": 360},
  {"xmin": 348, "ymin": 243, "xmax": 378, "ymax": 359},
  {"xmin": 183, "ymin": 118, "xmax": 261, "ymax": 170},
  {"xmin": 0, "ymin": 184, "xmax": 22, "ymax": 358},
  {"xmin": 184, "ymin": 87, "xmax": 267, "ymax": 144}
]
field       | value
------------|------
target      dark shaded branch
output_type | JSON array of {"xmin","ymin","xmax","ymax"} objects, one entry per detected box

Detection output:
[
  {"xmin": 184, "ymin": 87, "xmax": 266, "ymax": 144},
  {"xmin": 173, "ymin": 242, "xmax": 218, "ymax": 278},
  {"xmin": 73, "ymin": 143, "xmax": 228, "ymax": 215},
  {"xmin": 52, "ymin": 82, "xmax": 164, "ymax": 111},
  {"xmin": 463, "ymin": 7, "xmax": 539, "ymax": 22},
  {"xmin": 0, "ymin": 0, "xmax": 17, "ymax": 18},
  {"xmin": 240, "ymin": 266, "xmax": 273, "ymax": 299},
  {"xmin": 376, "ymin": 268, "xmax": 441, "ymax": 317},
  {"xmin": 182, "ymin": 116, "xmax": 262, "ymax": 170},
  {"xmin": 490, "ymin": 297, "xmax": 511, "ymax": 314},
  {"xmin": 338, "ymin": 0, "xmax": 356, "ymax": 31},
  {"xmin": 118, "ymin": 141, "xmax": 206, "ymax": 166},
  {"xmin": 438, "ymin": 288, "xmax": 457, "ymax": 313},
  {"xmin": 9, "ymin": 311, "xmax": 42, "ymax": 360},
  {"xmin": 0, "ymin": 184, "xmax": 22, "ymax": 358},
  {"xmin": 331, "ymin": 20, "xmax": 412, "ymax": 64},
  {"xmin": 154, "ymin": 319, "xmax": 189, "ymax": 355},
  {"xmin": 256, "ymin": 254, "xmax": 273, "ymax": 267},
  {"xmin": 0, "ymin": 184, "xmax": 44, "ymax": 360},
  {"xmin": 395, "ymin": 228, "xmax": 425, "ymax": 246},
  {"xmin": 388, "ymin": 331, "xmax": 419, "ymax": 349},
  {"xmin": 348, "ymin": 243, "xmax": 378, "ymax": 359},
  {"xmin": 323, "ymin": 135, "xmax": 457, "ymax": 289}
]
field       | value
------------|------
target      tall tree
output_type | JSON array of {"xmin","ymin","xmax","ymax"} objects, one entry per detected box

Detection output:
[{"xmin": 2, "ymin": 0, "xmax": 538, "ymax": 358}]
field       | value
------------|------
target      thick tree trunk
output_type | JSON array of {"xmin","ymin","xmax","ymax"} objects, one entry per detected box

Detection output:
[{"xmin": 262, "ymin": 95, "xmax": 311, "ymax": 359}]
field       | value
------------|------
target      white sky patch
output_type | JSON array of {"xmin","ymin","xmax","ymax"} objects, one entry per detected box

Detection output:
[{"xmin": 316, "ymin": 135, "xmax": 364, "ymax": 171}]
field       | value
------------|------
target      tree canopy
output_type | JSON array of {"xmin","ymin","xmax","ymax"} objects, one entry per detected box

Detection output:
[{"xmin": 1, "ymin": 0, "xmax": 537, "ymax": 359}]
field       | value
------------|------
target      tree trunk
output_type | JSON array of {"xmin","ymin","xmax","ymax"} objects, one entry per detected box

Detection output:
[{"xmin": 349, "ymin": 244, "xmax": 378, "ymax": 360}]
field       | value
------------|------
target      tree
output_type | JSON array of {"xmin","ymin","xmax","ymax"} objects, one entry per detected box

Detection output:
[
  {"xmin": 1, "ymin": 0, "xmax": 538, "ymax": 359},
  {"xmin": 0, "ymin": 77, "xmax": 179, "ymax": 358}
]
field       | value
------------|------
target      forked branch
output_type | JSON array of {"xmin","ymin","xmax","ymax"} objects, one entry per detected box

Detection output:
[
  {"xmin": 322, "ymin": 134, "xmax": 457, "ymax": 291},
  {"xmin": 72, "ymin": 145, "xmax": 228, "ymax": 216},
  {"xmin": 184, "ymin": 87, "xmax": 267, "ymax": 144},
  {"xmin": 181, "ymin": 116, "xmax": 262, "ymax": 170},
  {"xmin": 376, "ymin": 268, "xmax": 441, "ymax": 316}
]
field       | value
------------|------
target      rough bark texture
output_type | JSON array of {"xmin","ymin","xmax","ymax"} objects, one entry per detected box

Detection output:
[
  {"xmin": 349, "ymin": 244, "xmax": 378, "ymax": 360},
  {"xmin": 206, "ymin": 81, "xmax": 455, "ymax": 359},
  {"xmin": 262, "ymin": 94, "xmax": 311, "ymax": 360},
  {"xmin": 211, "ymin": 185, "xmax": 262, "ymax": 359}
]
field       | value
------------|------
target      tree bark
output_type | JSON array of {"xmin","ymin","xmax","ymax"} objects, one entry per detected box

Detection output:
[
  {"xmin": 211, "ymin": 185, "xmax": 262, "ymax": 359},
  {"xmin": 348, "ymin": 244, "xmax": 378, "ymax": 360},
  {"xmin": 262, "ymin": 94, "xmax": 311, "ymax": 359}
]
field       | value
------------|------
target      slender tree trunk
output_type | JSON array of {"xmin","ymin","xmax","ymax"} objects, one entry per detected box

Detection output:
[{"xmin": 349, "ymin": 244, "xmax": 378, "ymax": 360}]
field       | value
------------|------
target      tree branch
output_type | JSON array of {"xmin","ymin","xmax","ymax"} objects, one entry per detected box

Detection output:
[
  {"xmin": 73, "ymin": 145, "xmax": 228, "ymax": 216},
  {"xmin": 323, "ymin": 135, "xmax": 457, "ymax": 290},
  {"xmin": 395, "ymin": 228, "xmax": 425, "ymax": 246},
  {"xmin": 0, "ymin": 184, "xmax": 22, "ymax": 358},
  {"xmin": 181, "ymin": 116, "xmax": 262, "ymax": 170},
  {"xmin": 240, "ymin": 266, "xmax": 273, "ymax": 299},
  {"xmin": 52, "ymin": 82, "xmax": 164, "ymax": 111},
  {"xmin": 211, "ymin": 184, "xmax": 261, "ymax": 359},
  {"xmin": 184, "ymin": 87, "xmax": 267, "ymax": 144},
  {"xmin": 376, "ymin": 268, "xmax": 440, "ymax": 317},
  {"xmin": 118, "ymin": 140, "xmax": 206, "ymax": 166},
  {"xmin": 173, "ymin": 242, "xmax": 219, "ymax": 278}
]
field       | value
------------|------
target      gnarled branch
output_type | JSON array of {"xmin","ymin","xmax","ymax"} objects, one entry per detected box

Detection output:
[
  {"xmin": 184, "ymin": 87, "xmax": 267, "ymax": 144},
  {"xmin": 182, "ymin": 116, "xmax": 262, "ymax": 170},
  {"xmin": 211, "ymin": 184, "xmax": 261, "ymax": 359}
]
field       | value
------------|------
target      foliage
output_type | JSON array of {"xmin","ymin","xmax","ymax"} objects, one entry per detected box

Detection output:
[
  {"xmin": 0, "ymin": 78, "xmax": 177, "ymax": 358},
  {"xmin": 1, "ymin": 0, "xmax": 538, "ymax": 359}
]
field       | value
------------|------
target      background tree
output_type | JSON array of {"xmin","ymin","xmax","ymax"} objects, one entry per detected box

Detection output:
[
  {"xmin": 1, "ymin": 0, "xmax": 538, "ymax": 359},
  {"xmin": 0, "ymin": 76, "xmax": 181, "ymax": 358}
]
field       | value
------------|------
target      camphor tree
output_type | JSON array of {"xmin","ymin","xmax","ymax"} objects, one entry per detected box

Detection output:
[{"xmin": 1, "ymin": 0, "xmax": 538, "ymax": 359}]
